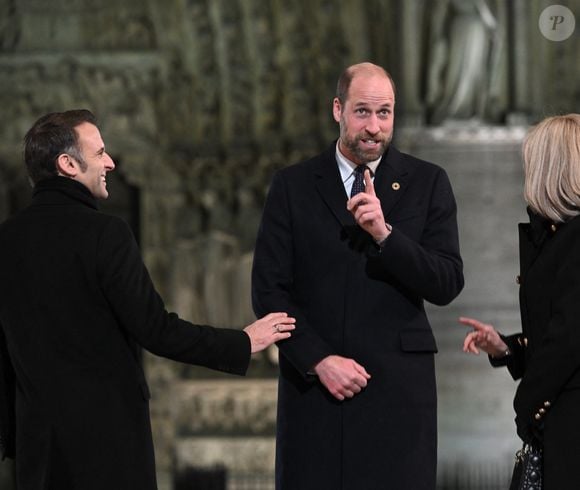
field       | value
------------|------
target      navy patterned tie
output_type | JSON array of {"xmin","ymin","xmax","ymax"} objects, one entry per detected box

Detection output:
[{"xmin": 350, "ymin": 165, "xmax": 368, "ymax": 197}]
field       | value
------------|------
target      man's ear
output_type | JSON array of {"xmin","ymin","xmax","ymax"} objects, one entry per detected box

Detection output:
[
  {"xmin": 332, "ymin": 97, "xmax": 342, "ymax": 123},
  {"xmin": 56, "ymin": 153, "xmax": 78, "ymax": 178}
]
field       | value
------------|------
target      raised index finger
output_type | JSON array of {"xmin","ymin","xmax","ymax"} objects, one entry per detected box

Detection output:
[
  {"xmin": 458, "ymin": 316, "xmax": 487, "ymax": 331},
  {"xmin": 364, "ymin": 169, "xmax": 376, "ymax": 197}
]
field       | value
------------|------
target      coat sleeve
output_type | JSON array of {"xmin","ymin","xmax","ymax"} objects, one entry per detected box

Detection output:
[
  {"xmin": 367, "ymin": 168, "xmax": 464, "ymax": 305},
  {"xmin": 513, "ymin": 235, "xmax": 580, "ymax": 441},
  {"xmin": 252, "ymin": 172, "xmax": 335, "ymax": 377},
  {"xmin": 97, "ymin": 217, "xmax": 251, "ymax": 376},
  {"xmin": 487, "ymin": 333, "xmax": 526, "ymax": 381},
  {"xmin": 0, "ymin": 323, "xmax": 15, "ymax": 460}
]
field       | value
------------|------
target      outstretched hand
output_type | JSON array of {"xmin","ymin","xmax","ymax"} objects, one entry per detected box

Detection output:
[
  {"xmin": 346, "ymin": 169, "xmax": 390, "ymax": 242},
  {"xmin": 459, "ymin": 316, "xmax": 508, "ymax": 357},
  {"xmin": 244, "ymin": 313, "xmax": 296, "ymax": 354}
]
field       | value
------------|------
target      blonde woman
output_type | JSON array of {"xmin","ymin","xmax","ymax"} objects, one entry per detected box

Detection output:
[{"xmin": 461, "ymin": 113, "xmax": 580, "ymax": 489}]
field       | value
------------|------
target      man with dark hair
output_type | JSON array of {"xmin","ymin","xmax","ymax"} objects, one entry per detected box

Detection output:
[
  {"xmin": 0, "ymin": 109, "xmax": 295, "ymax": 490},
  {"xmin": 252, "ymin": 62, "xmax": 464, "ymax": 489},
  {"xmin": 23, "ymin": 109, "xmax": 97, "ymax": 183}
]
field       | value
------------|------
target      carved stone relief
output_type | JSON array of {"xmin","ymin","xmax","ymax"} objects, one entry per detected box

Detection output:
[
  {"xmin": 425, "ymin": 0, "xmax": 508, "ymax": 124},
  {"xmin": 9, "ymin": 0, "xmax": 155, "ymax": 51}
]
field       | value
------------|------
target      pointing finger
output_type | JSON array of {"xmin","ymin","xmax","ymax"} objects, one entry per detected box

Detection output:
[
  {"xmin": 458, "ymin": 316, "xmax": 487, "ymax": 332},
  {"xmin": 364, "ymin": 169, "xmax": 376, "ymax": 197}
]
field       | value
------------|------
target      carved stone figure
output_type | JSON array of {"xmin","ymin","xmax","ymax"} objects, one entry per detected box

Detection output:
[{"xmin": 426, "ymin": 0, "xmax": 505, "ymax": 124}]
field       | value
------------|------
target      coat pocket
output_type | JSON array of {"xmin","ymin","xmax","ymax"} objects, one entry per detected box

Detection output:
[{"xmin": 399, "ymin": 329, "xmax": 438, "ymax": 353}]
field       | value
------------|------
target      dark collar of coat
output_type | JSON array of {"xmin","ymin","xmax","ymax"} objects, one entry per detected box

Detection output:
[
  {"xmin": 520, "ymin": 207, "xmax": 571, "ymax": 274},
  {"xmin": 526, "ymin": 207, "xmax": 558, "ymax": 247},
  {"xmin": 313, "ymin": 141, "xmax": 411, "ymax": 228},
  {"xmin": 32, "ymin": 176, "xmax": 98, "ymax": 210}
]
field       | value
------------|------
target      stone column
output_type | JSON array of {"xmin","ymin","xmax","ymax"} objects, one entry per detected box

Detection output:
[{"xmin": 398, "ymin": 0, "xmax": 427, "ymax": 126}]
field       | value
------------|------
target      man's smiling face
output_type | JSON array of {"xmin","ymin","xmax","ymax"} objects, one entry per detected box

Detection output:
[
  {"xmin": 333, "ymin": 72, "xmax": 395, "ymax": 165},
  {"xmin": 73, "ymin": 122, "xmax": 115, "ymax": 200}
]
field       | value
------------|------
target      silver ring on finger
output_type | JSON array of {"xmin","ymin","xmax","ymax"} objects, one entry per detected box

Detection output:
[{"xmin": 274, "ymin": 324, "xmax": 280, "ymax": 332}]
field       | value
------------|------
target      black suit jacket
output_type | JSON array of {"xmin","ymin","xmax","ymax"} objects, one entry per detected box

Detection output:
[
  {"xmin": 252, "ymin": 143, "xmax": 463, "ymax": 490},
  {"xmin": 0, "ymin": 177, "xmax": 250, "ymax": 489}
]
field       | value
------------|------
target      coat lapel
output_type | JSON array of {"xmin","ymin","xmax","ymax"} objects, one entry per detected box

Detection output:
[
  {"xmin": 519, "ymin": 209, "xmax": 554, "ymax": 277},
  {"xmin": 313, "ymin": 144, "xmax": 411, "ymax": 227},
  {"xmin": 314, "ymin": 145, "xmax": 355, "ymax": 227},
  {"xmin": 518, "ymin": 223, "xmax": 536, "ymax": 278},
  {"xmin": 374, "ymin": 146, "xmax": 410, "ymax": 219}
]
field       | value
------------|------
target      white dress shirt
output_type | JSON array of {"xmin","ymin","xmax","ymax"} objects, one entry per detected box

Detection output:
[{"xmin": 335, "ymin": 142, "xmax": 381, "ymax": 197}]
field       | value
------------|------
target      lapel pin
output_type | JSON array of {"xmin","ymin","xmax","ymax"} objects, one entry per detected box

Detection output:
[{"xmin": 392, "ymin": 182, "xmax": 400, "ymax": 191}]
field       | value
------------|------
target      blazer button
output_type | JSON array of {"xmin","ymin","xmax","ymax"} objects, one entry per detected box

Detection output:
[
  {"xmin": 544, "ymin": 401, "xmax": 551, "ymax": 408},
  {"xmin": 538, "ymin": 408, "xmax": 546, "ymax": 415},
  {"xmin": 534, "ymin": 413, "xmax": 542, "ymax": 420},
  {"xmin": 550, "ymin": 224, "xmax": 557, "ymax": 232},
  {"xmin": 517, "ymin": 337, "xmax": 529, "ymax": 347}
]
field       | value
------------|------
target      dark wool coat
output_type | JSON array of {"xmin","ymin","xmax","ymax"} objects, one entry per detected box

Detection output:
[
  {"xmin": 494, "ymin": 210, "xmax": 580, "ymax": 490},
  {"xmin": 0, "ymin": 177, "xmax": 251, "ymax": 490},
  {"xmin": 252, "ymin": 144, "xmax": 464, "ymax": 490}
]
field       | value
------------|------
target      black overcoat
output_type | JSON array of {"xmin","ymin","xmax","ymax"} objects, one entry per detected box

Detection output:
[
  {"xmin": 0, "ymin": 177, "xmax": 250, "ymax": 490},
  {"xmin": 497, "ymin": 210, "xmax": 580, "ymax": 490},
  {"xmin": 252, "ymin": 144, "xmax": 464, "ymax": 490}
]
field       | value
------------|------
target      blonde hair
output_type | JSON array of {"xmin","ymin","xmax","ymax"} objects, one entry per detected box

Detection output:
[{"xmin": 523, "ymin": 114, "xmax": 580, "ymax": 222}]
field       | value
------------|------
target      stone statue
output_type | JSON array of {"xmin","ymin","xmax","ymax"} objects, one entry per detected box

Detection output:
[{"xmin": 426, "ymin": 0, "xmax": 504, "ymax": 124}]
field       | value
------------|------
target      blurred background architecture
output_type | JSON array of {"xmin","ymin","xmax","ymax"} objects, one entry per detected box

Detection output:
[{"xmin": 0, "ymin": 0, "xmax": 578, "ymax": 488}]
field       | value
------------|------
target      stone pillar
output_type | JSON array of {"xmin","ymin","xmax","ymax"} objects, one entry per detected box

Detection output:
[
  {"xmin": 397, "ymin": 124, "xmax": 528, "ymax": 471},
  {"xmin": 508, "ymin": 0, "xmax": 531, "ymax": 121},
  {"xmin": 398, "ymin": 0, "xmax": 427, "ymax": 126}
]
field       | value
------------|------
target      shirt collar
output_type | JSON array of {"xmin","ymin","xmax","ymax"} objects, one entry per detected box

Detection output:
[{"xmin": 335, "ymin": 141, "xmax": 381, "ymax": 184}]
